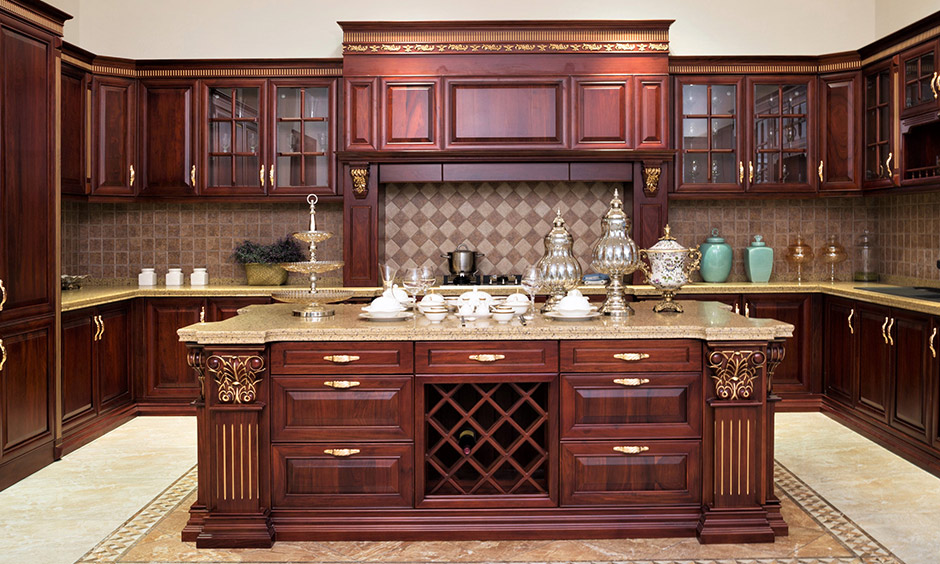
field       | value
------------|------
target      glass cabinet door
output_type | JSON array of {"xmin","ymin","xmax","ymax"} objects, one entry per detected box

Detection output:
[
  {"xmin": 900, "ymin": 42, "xmax": 937, "ymax": 114},
  {"xmin": 864, "ymin": 65, "xmax": 893, "ymax": 186},
  {"xmin": 204, "ymin": 82, "xmax": 265, "ymax": 195},
  {"xmin": 748, "ymin": 79, "xmax": 813, "ymax": 191},
  {"xmin": 269, "ymin": 81, "xmax": 334, "ymax": 195},
  {"xmin": 675, "ymin": 78, "xmax": 742, "ymax": 193}
]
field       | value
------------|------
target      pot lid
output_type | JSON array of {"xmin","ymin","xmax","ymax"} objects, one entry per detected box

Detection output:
[
  {"xmin": 748, "ymin": 235, "xmax": 767, "ymax": 247},
  {"xmin": 647, "ymin": 225, "xmax": 688, "ymax": 252}
]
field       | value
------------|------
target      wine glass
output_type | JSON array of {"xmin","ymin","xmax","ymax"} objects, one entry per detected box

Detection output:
[
  {"xmin": 419, "ymin": 265, "xmax": 437, "ymax": 294},
  {"xmin": 379, "ymin": 262, "xmax": 397, "ymax": 293},
  {"xmin": 401, "ymin": 267, "xmax": 425, "ymax": 305},
  {"xmin": 520, "ymin": 266, "xmax": 541, "ymax": 320}
]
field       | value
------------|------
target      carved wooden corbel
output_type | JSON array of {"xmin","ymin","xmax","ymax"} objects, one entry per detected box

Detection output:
[
  {"xmin": 206, "ymin": 354, "xmax": 265, "ymax": 404},
  {"xmin": 350, "ymin": 166, "xmax": 370, "ymax": 199},
  {"xmin": 186, "ymin": 347, "xmax": 205, "ymax": 400},
  {"xmin": 707, "ymin": 349, "xmax": 765, "ymax": 401},
  {"xmin": 642, "ymin": 163, "xmax": 662, "ymax": 196},
  {"xmin": 765, "ymin": 340, "xmax": 786, "ymax": 392}
]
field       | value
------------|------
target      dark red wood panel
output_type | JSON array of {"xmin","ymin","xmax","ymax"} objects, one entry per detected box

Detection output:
[
  {"xmin": 634, "ymin": 76, "xmax": 668, "ymax": 148},
  {"xmin": 382, "ymin": 79, "xmax": 438, "ymax": 148},
  {"xmin": 92, "ymin": 76, "xmax": 136, "ymax": 196},
  {"xmin": 447, "ymin": 79, "xmax": 566, "ymax": 146},
  {"xmin": 139, "ymin": 80, "xmax": 196, "ymax": 196},
  {"xmin": 344, "ymin": 79, "xmax": 377, "ymax": 150},
  {"xmin": 207, "ymin": 297, "xmax": 270, "ymax": 322},
  {"xmin": 823, "ymin": 297, "xmax": 856, "ymax": 406},
  {"xmin": 143, "ymin": 298, "xmax": 203, "ymax": 400},
  {"xmin": 890, "ymin": 309, "xmax": 932, "ymax": 442},
  {"xmin": 1, "ymin": 317, "xmax": 54, "ymax": 459},
  {"xmin": 415, "ymin": 340, "xmax": 558, "ymax": 374},
  {"xmin": 97, "ymin": 304, "xmax": 130, "ymax": 408},
  {"xmin": 856, "ymin": 303, "xmax": 891, "ymax": 421},
  {"xmin": 343, "ymin": 186, "xmax": 379, "ymax": 287},
  {"xmin": 442, "ymin": 163, "xmax": 568, "ymax": 182},
  {"xmin": 561, "ymin": 340, "xmax": 701, "ymax": 373},
  {"xmin": 819, "ymin": 72, "xmax": 860, "ymax": 191},
  {"xmin": 574, "ymin": 79, "xmax": 630, "ymax": 147},
  {"xmin": 61, "ymin": 312, "xmax": 95, "ymax": 424},
  {"xmin": 746, "ymin": 294, "xmax": 812, "ymax": 394},
  {"xmin": 61, "ymin": 66, "xmax": 87, "ymax": 196},
  {"xmin": 271, "ymin": 341, "xmax": 413, "ymax": 375}
]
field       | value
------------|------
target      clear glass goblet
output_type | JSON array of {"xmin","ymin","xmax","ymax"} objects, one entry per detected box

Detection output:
[
  {"xmin": 401, "ymin": 267, "xmax": 424, "ymax": 305},
  {"xmin": 520, "ymin": 266, "xmax": 541, "ymax": 320}
]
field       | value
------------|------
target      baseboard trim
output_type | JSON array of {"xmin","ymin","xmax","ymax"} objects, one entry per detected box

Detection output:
[{"xmin": 60, "ymin": 402, "xmax": 137, "ymax": 457}]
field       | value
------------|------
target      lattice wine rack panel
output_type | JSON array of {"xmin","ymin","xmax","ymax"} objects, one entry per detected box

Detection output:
[{"xmin": 424, "ymin": 381, "xmax": 550, "ymax": 497}]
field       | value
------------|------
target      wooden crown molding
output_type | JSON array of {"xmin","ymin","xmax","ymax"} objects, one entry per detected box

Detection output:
[
  {"xmin": 60, "ymin": 54, "xmax": 344, "ymax": 79},
  {"xmin": 670, "ymin": 54, "xmax": 861, "ymax": 75},
  {"xmin": 340, "ymin": 20, "xmax": 671, "ymax": 55},
  {"xmin": 0, "ymin": 0, "xmax": 70, "ymax": 36}
]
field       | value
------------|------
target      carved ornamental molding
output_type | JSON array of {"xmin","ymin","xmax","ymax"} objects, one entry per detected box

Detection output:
[
  {"xmin": 206, "ymin": 354, "xmax": 265, "ymax": 404},
  {"xmin": 642, "ymin": 165, "xmax": 662, "ymax": 196},
  {"xmin": 187, "ymin": 348, "xmax": 205, "ymax": 400},
  {"xmin": 344, "ymin": 42, "xmax": 669, "ymax": 55},
  {"xmin": 765, "ymin": 341, "xmax": 786, "ymax": 391},
  {"xmin": 350, "ymin": 167, "xmax": 370, "ymax": 199},
  {"xmin": 707, "ymin": 350, "xmax": 765, "ymax": 401}
]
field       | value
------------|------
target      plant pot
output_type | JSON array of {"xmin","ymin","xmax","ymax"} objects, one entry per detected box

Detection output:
[{"xmin": 244, "ymin": 263, "xmax": 288, "ymax": 286}]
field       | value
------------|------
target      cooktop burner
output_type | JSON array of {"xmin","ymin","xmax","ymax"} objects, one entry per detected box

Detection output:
[{"xmin": 442, "ymin": 274, "xmax": 521, "ymax": 286}]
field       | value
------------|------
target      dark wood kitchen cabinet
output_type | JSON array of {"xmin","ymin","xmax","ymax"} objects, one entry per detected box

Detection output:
[
  {"xmin": 897, "ymin": 39, "xmax": 940, "ymax": 187},
  {"xmin": 855, "ymin": 302, "xmax": 892, "ymax": 422},
  {"xmin": 201, "ymin": 79, "xmax": 267, "ymax": 196},
  {"xmin": 92, "ymin": 75, "xmax": 137, "ymax": 196},
  {"xmin": 818, "ymin": 71, "xmax": 860, "ymax": 191},
  {"xmin": 61, "ymin": 60, "xmax": 91, "ymax": 196},
  {"xmin": 899, "ymin": 39, "xmax": 938, "ymax": 117},
  {"xmin": 823, "ymin": 296, "xmax": 856, "ymax": 406},
  {"xmin": 61, "ymin": 302, "xmax": 133, "ymax": 455},
  {"xmin": 138, "ymin": 79, "xmax": 197, "ymax": 197},
  {"xmin": 862, "ymin": 60, "xmax": 896, "ymax": 188}
]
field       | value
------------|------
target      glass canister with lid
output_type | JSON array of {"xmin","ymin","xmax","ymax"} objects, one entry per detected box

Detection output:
[{"xmin": 853, "ymin": 229, "xmax": 879, "ymax": 282}]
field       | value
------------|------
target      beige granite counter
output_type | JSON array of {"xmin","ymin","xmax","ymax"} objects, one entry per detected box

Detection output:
[{"xmin": 177, "ymin": 300, "xmax": 794, "ymax": 345}]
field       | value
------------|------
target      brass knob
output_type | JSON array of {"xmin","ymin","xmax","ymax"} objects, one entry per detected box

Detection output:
[
  {"xmin": 847, "ymin": 308, "xmax": 854, "ymax": 334},
  {"xmin": 0, "ymin": 338, "xmax": 5, "ymax": 372},
  {"xmin": 129, "ymin": 164, "xmax": 135, "ymax": 187},
  {"xmin": 324, "ymin": 380, "xmax": 360, "ymax": 389},
  {"xmin": 324, "ymin": 448, "xmax": 359, "ymax": 457},
  {"xmin": 613, "ymin": 378, "xmax": 650, "ymax": 387},
  {"xmin": 469, "ymin": 354, "xmax": 504, "ymax": 362},
  {"xmin": 613, "ymin": 353, "xmax": 650, "ymax": 362},
  {"xmin": 190, "ymin": 165, "xmax": 196, "ymax": 186},
  {"xmin": 613, "ymin": 446, "xmax": 649, "ymax": 455},
  {"xmin": 0, "ymin": 278, "xmax": 6, "ymax": 311},
  {"xmin": 323, "ymin": 355, "xmax": 359, "ymax": 364}
]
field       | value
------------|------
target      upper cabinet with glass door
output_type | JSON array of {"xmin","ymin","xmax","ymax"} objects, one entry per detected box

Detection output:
[
  {"xmin": 268, "ymin": 79, "xmax": 336, "ymax": 196},
  {"xmin": 746, "ymin": 78, "xmax": 815, "ymax": 193},
  {"xmin": 899, "ymin": 40, "xmax": 938, "ymax": 117},
  {"xmin": 863, "ymin": 61, "xmax": 895, "ymax": 189},
  {"xmin": 201, "ymin": 80, "xmax": 266, "ymax": 196},
  {"xmin": 674, "ymin": 77, "xmax": 744, "ymax": 194},
  {"xmin": 898, "ymin": 40, "xmax": 940, "ymax": 187}
]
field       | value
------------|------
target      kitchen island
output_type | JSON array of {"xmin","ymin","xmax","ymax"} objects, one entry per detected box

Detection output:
[{"xmin": 178, "ymin": 301, "xmax": 793, "ymax": 548}]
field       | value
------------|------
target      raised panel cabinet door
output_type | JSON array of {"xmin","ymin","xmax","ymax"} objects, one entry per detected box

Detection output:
[
  {"xmin": 445, "ymin": 78, "xmax": 567, "ymax": 147},
  {"xmin": 61, "ymin": 311, "xmax": 95, "ymax": 426},
  {"xmin": 0, "ymin": 24, "xmax": 56, "ymax": 323},
  {"xmin": 92, "ymin": 76, "xmax": 137, "ymax": 196},
  {"xmin": 856, "ymin": 303, "xmax": 892, "ymax": 421},
  {"xmin": 889, "ymin": 309, "xmax": 932, "ymax": 442},
  {"xmin": 634, "ymin": 76, "xmax": 668, "ymax": 149},
  {"xmin": 143, "ymin": 298, "xmax": 203, "ymax": 400},
  {"xmin": 380, "ymin": 78, "xmax": 440, "ymax": 149},
  {"xmin": 0, "ymin": 316, "xmax": 54, "ymax": 460},
  {"xmin": 344, "ymin": 78, "xmax": 378, "ymax": 150},
  {"xmin": 138, "ymin": 80, "xmax": 196, "ymax": 196},
  {"xmin": 746, "ymin": 294, "xmax": 813, "ymax": 394},
  {"xmin": 96, "ymin": 305, "xmax": 130, "ymax": 409},
  {"xmin": 201, "ymin": 80, "xmax": 267, "ymax": 196},
  {"xmin": 61, "ymin": 65, "xmax": 89, "ymax": 196},
  {"xmin": 818, "ymin": 72, "xmax": 860, "ymax": 191},
  {"xmin": 823, "ymin": 297, "xmax": 856, "ymax": 406},
  {"xmin": 573, "ymin": 78, "xmax": 630, "ymax": 148}
]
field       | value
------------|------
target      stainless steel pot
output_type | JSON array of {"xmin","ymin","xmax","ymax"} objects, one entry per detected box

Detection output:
[{"xmin": 441, "ymin": 243, "xmax": 484, "ymax": 276}]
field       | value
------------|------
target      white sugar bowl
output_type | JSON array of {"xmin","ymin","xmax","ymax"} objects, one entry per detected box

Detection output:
[
  {"xmin": 555, "ymin": 290, "xmax": 592, "ymax": 317},
  {"xmin": 363, "ymin": 295, "xmax": 406, "ymax": 318}
]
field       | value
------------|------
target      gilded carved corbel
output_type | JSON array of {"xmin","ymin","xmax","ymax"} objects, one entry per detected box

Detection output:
[
  {"xmin": 765, "ymin": 341, "xmax": 786, "ymax": 392},
  {"xmin": 186, "ymin": 348, "xmax": 205, "ymax": 400},
  {"xmin": 642, "ymin": 164, "xmax": 662, "ymax": 196},
  {"xmin": 350, "ymin": 166, "xmax": 370, "ymax": 199},
  {"xmin": 206, "ymin": 354, "xmax": 265, "ymax": 404},
  {"xmin": 707, "ymin": 349, "xmax": 765, "ymax": 401}
]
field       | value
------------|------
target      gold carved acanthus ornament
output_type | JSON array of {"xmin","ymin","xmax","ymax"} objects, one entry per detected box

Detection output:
[
  {"xmin": 707, "ymin": 350, "xmax": 764, "ymax": 401},
  {"xmin": 642, "ymin": 165, "xmax": 662, "ymax": 196},
  {"xmin": 206, "ymin": 354, "xmax": 265, "ymax": 404},
  {"xmin": 350, "ymin": 167, "xmax": 370, "ymax": 199}
]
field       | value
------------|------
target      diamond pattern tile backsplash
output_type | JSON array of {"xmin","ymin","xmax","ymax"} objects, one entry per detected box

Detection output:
[{"xmin": 383, "ymin": 182, "xmax": 626, "ymax": 276}]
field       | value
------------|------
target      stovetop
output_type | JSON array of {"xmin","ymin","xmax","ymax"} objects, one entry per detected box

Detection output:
[{"xmin": 442, "ymin": 274, "xmax": 521, "ymax": 286}]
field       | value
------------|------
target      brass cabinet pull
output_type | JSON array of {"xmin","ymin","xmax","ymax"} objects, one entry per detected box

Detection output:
[
  {"xmin": 269, "ymin": 166, "xmax": 275, "ymax": 186},
  {"xmin": 881, "ymin": 316, "xmax": 889, "ymax": 344},
  {"xmin": 733, "ymin": 302, "xmax": 740, "ymax": 315},
  {"xmin": 324, "ymin": 380, "xmax": 360, "ymax": 389},
  {"xmin": 887, "ymin": 317, "xmax": 895, "ymax": 346},
  {"xmin": 744, "ymin": 302, "xmax": 750, "ymax": 318},
  {"xmin": 323, "ymin": 354, "xmax": 359, "ymax": 364},
  {"xmin": 259, "ymin": 165, "xmax": 266, "ymax": 186},
  {"xmin": 613, "ymin": 378, "xmax": 650, "ymax": 387},
  {"xmin": 0, "ymin": 339, "xmax": 5, "ymax": 372},
  {"xmin": 190, "ymin": 165, "xmax": 196, "ymax": 186},
  {"xmin": 469, "ymin": 354, "xmax": 504, "ymax": 362},
  {"xmin": 818, "ymin": 160, "xmax": 824, "ymax": 182},
  {"xmin": 932, "ymin": 72, "xmax": 938, "ymax": 99},
  {"xmin": 97, "ymin": 315, "xmax": 105, "ymax": 341},
  {"xmin": 324, "ymin": 448, "xmax": 359, "ymax": 457},
  {"xmin": 0, "ymin": 278, "xmax": 6, "ymax": 311},
  {"xmin": 885, "ymin": 152, "xmax": 893, "ymax": 176},
  {"xmin": 613, "ymin": 353, "xmax": 650, "ymax": 362},
  {"xmin": 748, "ymin": 160, "xmax": 754, "ymax": 183},
  {"xmin": 613, "ymin": 446, "xmax": 649, "ymax": 455},
  {"xmin": 847, "ymin": 308, "xmax": 854, "ymax": 334},
  {"xmin": 129, "ymin": 164, "xmax": 135, "ymax": 186},
  {"xmin": 930, "ymin": 327, "xmax": 937, "ymax": 358},
  {"xmin": 92, "ymin": 315, "xmax": 100, "ymax": 341},
  {"xmin": 738, "ymin": 161, "xmax": 744, "ymax": 184},
  {"xmin": 199, "ymin": 306, "xmax": 206, "ymax": 323}
]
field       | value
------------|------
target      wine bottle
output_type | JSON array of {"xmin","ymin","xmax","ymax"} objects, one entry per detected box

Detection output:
[{"xmin": 457, "ymin": 428, "xmax": 477, "ymax": 455}]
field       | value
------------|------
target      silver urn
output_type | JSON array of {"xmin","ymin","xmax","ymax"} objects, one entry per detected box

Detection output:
[
  {"xmin": 536, "ymin": 210, "xmax": 582, "ymax": 313},
  {"xmin": 590, "ymin": 189, "xmax": 639, "ymax": 316}
]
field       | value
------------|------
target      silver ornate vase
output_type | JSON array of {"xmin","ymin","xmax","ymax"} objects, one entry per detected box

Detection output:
[
  {"xmin": 590, "ymin": 189, "xmax": 639, "ymax": 316},
  {"xmin": 536, "ymin": 210, "xmax": 582, "ymax": 313}
]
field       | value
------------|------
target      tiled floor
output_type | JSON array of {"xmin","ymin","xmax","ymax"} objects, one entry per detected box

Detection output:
[{"xmin": 0, "ymin": 413, "xmax": 936, "ymax": 564}]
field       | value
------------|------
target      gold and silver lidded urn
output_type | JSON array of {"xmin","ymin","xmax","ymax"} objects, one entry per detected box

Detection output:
[
  {"xmin": 590, "ymin": 189, "xmax": 639, "ymax": 316},
  {"xmin": 637, "ymin": 225, "xmax": 701, "ymax": 314},
  {"xmin": 536, "ymin": 210, "xmax": 582, "ymax": 313}
]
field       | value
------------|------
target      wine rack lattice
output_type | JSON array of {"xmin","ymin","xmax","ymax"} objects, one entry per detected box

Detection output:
[{"xmin": 425, "ymin": 381, "xmax": 550, "ymax": 497}]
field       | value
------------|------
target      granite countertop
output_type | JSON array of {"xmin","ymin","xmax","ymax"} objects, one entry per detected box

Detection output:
[{"xmin": 176, "ymin": 300, "xmax": 794, "ymax": 345}]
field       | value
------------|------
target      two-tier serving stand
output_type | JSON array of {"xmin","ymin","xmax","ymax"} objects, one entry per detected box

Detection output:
[{"xmin": 271, "ymin": 194, "xmax": 353, "ymax": 318}]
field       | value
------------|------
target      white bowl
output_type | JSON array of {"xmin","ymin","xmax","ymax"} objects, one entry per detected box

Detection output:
[
  {"xmin": 507, "ymin": 304, "xmax": 528, "ymax": 315},
  {"xmin": 420, "ymin": 293, "xmax": 445, "ymax": 305},
  {"xmin": 423, "ymin": 310, "xmax": 448, "ymax": 323},
  {"xmin": 492, "ymin": 311, "xmax": 514, "ymax": 323},
  {"xmin": 363, "ymin": 295, "xmax": 406, "ymax": 316},
  {"xmin": 504, "ymin": 293, "xmax": 529, "ymax": 306}
]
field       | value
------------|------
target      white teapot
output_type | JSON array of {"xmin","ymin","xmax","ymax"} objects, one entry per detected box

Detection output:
[{"xmin": 637, "ymin": 225, "xmax": 701, "ymax": 313}]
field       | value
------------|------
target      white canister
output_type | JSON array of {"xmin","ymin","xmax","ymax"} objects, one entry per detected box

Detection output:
[
  {"xmin": 190, "ymin": 268, "xmax": 208, "ymax": 286},
  {"xmin": 138, "ymin": 268, "xmax": 157, "ymax": 287},
  {"xmin": 165, "ymin": 268, "xmax": 184, "ymax": 287}
]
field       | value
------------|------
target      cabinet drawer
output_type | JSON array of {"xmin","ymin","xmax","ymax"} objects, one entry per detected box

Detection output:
[
  {"xmin": 561, "ymin": 340, "xmax": 701, "ymax": 373},
  {"xmin": 270, "ymin": 341, "xmax": 413, "ymax": 375},
  {"xmin": 561, "ymin": 374, "xmax": 701, "ymax": 439},
  {"xmin": 415, "ymin": 340, "xmax": 558, "ymax": 374},
  {"xmin": 271, "ymin": 376, "xmax": 413, "ymax": 442},
  {"xmin": 272, "ymin": 443, "xmax": 414, "ymax": 508},
  {"xmin": 560, "ymin": 440, "xmax": 701, "ymax": 506}
]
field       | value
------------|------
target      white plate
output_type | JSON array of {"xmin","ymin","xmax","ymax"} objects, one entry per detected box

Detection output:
[
  {"xmin": 358, "ymin": 312, "xmax": 415, "ymax": 322},
  {"xmin": 544, "ymin": 311, "xmax": 602, "ymax": 321}
]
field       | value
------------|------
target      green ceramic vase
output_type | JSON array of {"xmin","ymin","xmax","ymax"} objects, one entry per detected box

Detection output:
[
  {"xmin": 699, "ymin": 228, "xmax": 732, "ymax": 283},
  {"xmin": 745, "ymin": 235, "xmax": 774, "ymax": 283}
]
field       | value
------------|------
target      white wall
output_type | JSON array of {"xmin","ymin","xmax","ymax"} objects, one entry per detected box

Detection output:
[
  {"xmin": 875, "ymin": 0, "xmax": 939, "ymax": 38},
  {"xmin": 45, "ymin": 0, "xmax": 898, "ymax": 59}
]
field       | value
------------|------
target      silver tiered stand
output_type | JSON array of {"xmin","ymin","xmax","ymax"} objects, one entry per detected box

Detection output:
[{"xmin": 271, "ymin": 194, "xmax": 352, "ymax": 318}]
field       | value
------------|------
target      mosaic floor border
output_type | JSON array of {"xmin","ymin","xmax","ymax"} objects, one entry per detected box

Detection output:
[{"xmin": 75, "ymin": 461, "xmax": 903, "ymax": 564}]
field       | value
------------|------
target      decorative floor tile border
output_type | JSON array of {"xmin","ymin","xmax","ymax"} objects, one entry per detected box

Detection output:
[{"xmin": 75, "ymin": 462, "xmax": 903, "ymax": 564}]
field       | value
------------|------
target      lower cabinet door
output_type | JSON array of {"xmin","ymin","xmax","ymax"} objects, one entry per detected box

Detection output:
[
  {"xmin": 97, "ymin": 304, "xmax": 130, "ymax": 409},
  {"xmin": 272, "ymin": 443, "xmax": 413, "ymax": 508},
  {"xmin": 0, "ymin": 316, "xmax": 54, "ymax": 460},
  {"xmin": 61, "ymin": 312, "xmax": 95, "ymax": 426},
  {"xmin": 560, "ymin": 440, "xmax": 701, "ymax": 506},
  {"xmin": 143, "ymin": 298, "xmax": 203, "ymax": 400}
]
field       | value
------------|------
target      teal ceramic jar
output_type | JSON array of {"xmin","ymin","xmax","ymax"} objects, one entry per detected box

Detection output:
[
  {"xmin": 745, "ymin": 235, "xmax": 774, "ymax": 283},
  {"xmin": 699, "ymin": 228, "xmax": 732, "ymax": 283}
]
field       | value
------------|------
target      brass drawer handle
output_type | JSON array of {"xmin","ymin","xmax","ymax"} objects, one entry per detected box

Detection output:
[
  {"xmin": 932, "ymin": 72, "xmax": 938, "ymax": 99},
  {"xmin": 324, "ymin": 448, "xmax": 359, "ymax": 457},
  {"xmin": 885, "ymin": 152, "xmax": 893, "ymax": 176},
  {"xmin": 0, "ymin": 278, "xmax": 6, "ymax": 311},
  {"xmin": 323, "ymin": 355, "xmax": 359, "ymax": 364},
  {"xmin": 613, "ymin": 353, "xmax": 650, "ymax": 362},
  {"xmin": 613, "ymin": 446, "xmax": 649, "ymax": 455},
  {"xmin": 260, "ymin": 165, "xmax": 266, "ymax": 187},
  {"xmin": 324, "ymin": 380, "xmax": 360, "ymax": 389},
  {"xmin": 200, "ymin": 306, "xmax": 206, "ymax": 323},
  {"xmin": 98, "ymin": 315, "xmax": 105, "ymax": 340},
  {"xmin": 469, "ymin": 354, "xmax": 504, "ymax": 362},
  {"xmin": 847, "ymin": 308, "xmax": 854, "ymax": 334},
  {"xmin": 270, "ymin": 165, "xmax": 275, "ymax": 186},
  {"xmin": 613, "ymin": 378, "xmax": 650, "ymax": 387},
  {"xmin": 0, "ymin": 338, "xmax": 6, "ymax": 372},
  {"xmin": 930, "ymin": 327, "xmax": 937, "ymax": 358}
]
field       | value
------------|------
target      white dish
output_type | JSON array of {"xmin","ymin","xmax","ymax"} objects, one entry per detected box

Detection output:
[
  {"xmin": 359, "ymin": 312, "xmax": 414, "ymax": 322},
  {"xmin": 361, "ymin": 306, "xmax": 406, "ymax": 318},
  {"xmin": 544, "ymin": 311, "xmax": 602, "ymax": 321}
]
